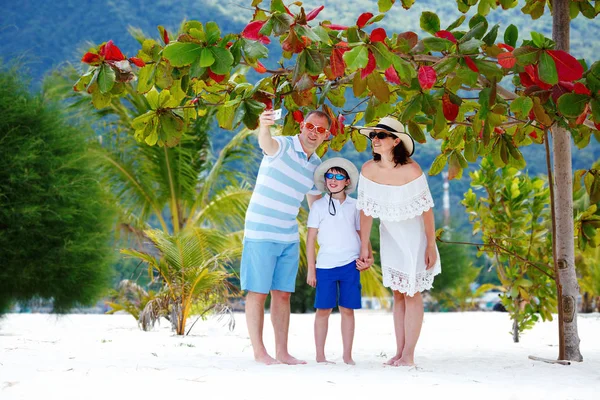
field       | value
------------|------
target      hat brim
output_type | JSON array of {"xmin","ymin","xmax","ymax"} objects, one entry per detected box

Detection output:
[
  {"xmin": 352, "ymin": 126, "xmax": 415, "ymax": 157},
  {"xmin": 314, "ymin": 157, "xmax": 359, "ymax": 194}
]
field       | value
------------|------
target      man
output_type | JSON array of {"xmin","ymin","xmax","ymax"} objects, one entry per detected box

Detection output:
[{"xmin": 241, "ymin": 109, "xmax": 331, "ymax": 365}]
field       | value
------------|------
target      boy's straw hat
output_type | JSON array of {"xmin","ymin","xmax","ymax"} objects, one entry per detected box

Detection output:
[{"xmin": 313, "ymin": 157, "xmax": 359, "ymax": 194}]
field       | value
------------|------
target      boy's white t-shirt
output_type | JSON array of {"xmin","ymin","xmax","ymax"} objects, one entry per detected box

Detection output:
[{"xmin": 307, "ymin": 195, "xmax": 361, "ymax": 269}]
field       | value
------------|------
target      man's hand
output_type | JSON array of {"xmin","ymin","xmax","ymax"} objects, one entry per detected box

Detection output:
[
  {"xmin": 258, "ymin": 110, "xmax": 279, "ymax": 156},
  {"xmin": 307, "ymin": 269, "xmax": 317, "ymax": 288}
]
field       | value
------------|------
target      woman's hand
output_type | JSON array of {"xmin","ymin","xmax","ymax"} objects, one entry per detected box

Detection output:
[
  {"xmin": 425, "ymin": 243, "xmax": 437, "ymax": 270},
  {"xmin": 307, "ymin": 269, "xmax": 317, "ymax": 287},
  {"xmin": 356, "ymin": 246, "xmax": 373, "ymax": 271}
]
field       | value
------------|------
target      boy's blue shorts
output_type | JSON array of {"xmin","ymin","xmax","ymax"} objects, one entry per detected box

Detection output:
[
  {"xmin": 240, "ymin": 239, "xmax": 299, "ymax": 294},
  {"xmin": 314, "ymin": 260, "xmax": 362, "ymax": 310}
]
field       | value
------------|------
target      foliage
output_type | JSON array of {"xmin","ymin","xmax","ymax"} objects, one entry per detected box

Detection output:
[
  {"xmin": 0, "ymin": 65, "xmax": 116, "ymax": 314},
  {"xmin": 105, "ymin": 279, "xmax": 158, "ymax": 322},
  {"xmin": 122, "ymin": 227, "xmax": 239, "ymax": 335},
  {"xmin": 462, "ymin": 157, "xmax": 556, "ymax": 340}
]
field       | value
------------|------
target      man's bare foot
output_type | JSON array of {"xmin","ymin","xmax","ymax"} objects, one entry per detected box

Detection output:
[
  {"xmin": 316, "ymin": 356, "xmax": 335, "ymax": 364},
  {"xmin": 277, "ymin": 354, "xmax": 307, "ymax": 365},
  {"xmin": 393, "ymin": 356, "xmax": 415, "ymax": 367},
  {"xmin": 343, "ymin": 357, "xmax": 355, "ymax": 365},
  {"xmin": 254, "ymin": 353, "xmax": 280, "ymax": 365},
  {"xmin": 384, "ymin": 354, "xmax": 402, "ymax": 366}
]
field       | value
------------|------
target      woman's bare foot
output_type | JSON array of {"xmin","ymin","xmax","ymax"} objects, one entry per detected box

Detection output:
[
  {"xmin": 277, "ymin": 353, "xmax": 307, "ymax": 365},
  {"xmin": 255, "ymin": 353, "xmax": 280, "ymax": 365},
  {"xmin": 393, "ymin": 356, "xmax": 415, "ymax": 367},
  {"xmin": 384, "ymin": 354, "xmax": 402, "ymax": 365},
  {"xmin": 316, "ymin": 356, "xmax": 335, "ymax": 364},
  {"xmin": 343, "ymin": 357, "xmax": 355, "ymax": 365}
]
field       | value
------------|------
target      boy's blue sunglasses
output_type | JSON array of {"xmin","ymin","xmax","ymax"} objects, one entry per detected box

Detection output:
[{"xmin": 325, "ymin": 173, "xmax": 348, "ymax": 181}]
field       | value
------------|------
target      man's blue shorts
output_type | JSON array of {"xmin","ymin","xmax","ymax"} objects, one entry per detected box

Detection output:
[
  {"xmin": 240, "ymin": 239, "xmax": 299, "ymax": 294},
  {"xmin": 314, "ymin": 260, "xmax": 362, "ymax": 310}
]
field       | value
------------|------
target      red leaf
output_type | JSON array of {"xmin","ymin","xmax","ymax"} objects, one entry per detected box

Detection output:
[
  {"xmin": 385, "ymin": 65, "xmax": 400, "ymax": 84},
  {"xmin": 356, "ymin": 12, "xmax": 373, "ymax": 28},
  {"xmin": 81, "ymin": 52, "xmax": 100, "ymax": 64},
  {"xmin": 574, "ymin": 82, "xmax": 591, "ymax": 95},
  {"xmin": 435, "ymin": 30, "xmax": 457, "ymax": 44},
  {"xmin": 576, "ymin": 103, "xmax": 590, "ymax": 125},
  {"xmin": 418, "ymin": 66, "xmax": 436, "ymax": 90},
  {"xmin": 293, "ymin": 110, "xmax": 304, "ymax": 123},
  {"xmin": 464, "ymin": 56, "xmax": 479, "ymax": 72},
  {"xmin": 397, "ymin": 32, "xmax": 418, "ymax": 50},
  {"xmin": 595, "ymin": 122, "xmax": 600, "ymax": 131},
  {"xmin": 306, "ymin": 5, "xmax": 324, "ymax": 21},
  {"xmin": 324, "ymin": 24, "xmax": 349, "ymax": 31},
  {"xmin": 330, "ymin": 48, "xmax": 347, "ymax": 78},
  {"xmin": 361, "ymin": 51, "xmax": 376, "ymax": 80},
  {"xmin": 163, "ymin": 29, "xmax": 170, "ymax": 45},
  {"xmin": 338, "ymin": 114, "xmax": 345, "ymax": 134},
  {"xmin": 497, "ymin": 43, "xmax": 514, "ymax": 52},
  {"xmin": 370, "ymin": 28, "xmax": 387, "ymax": 43},
  {"xmin": 190, "ymin": 97, "xmax": 199, "ymax": 105},
  {"xmin": 442, "ymin": 93, "xmax": 459, "ymax": 121},
  {"xmin": 242, "ymin": 20, "xmax": 270, "ymax": 43},
  {"xmin": 552, "ymin": 82, "xmax": 573, "ymax": 103},
  {"xmin": 547, "ymin": 50, "xmax": 584, "ymax": 82},
  {"xmin": 519, "ymin": 72, "xmax": 535, "ymax": 88},
  {"xmin": 529, "ymin": 131, "xmax": 538, "ymax": 139},
  {"xmin": 284, "ymin": 6, "xmax": 294, "ymax": 17},
  {"xmin": 100, "ymin": 40, "xmax": 125, "ymax": 61},
  {"xmin": 494, "ymin": 127, "xmax": 505, "ymax": 135},
  {"xmin": 336, "ymin": 41, "xmax": 349, "ymax": 48},
  {"xmin": 208, "ymin": 69, "xmax": 226, "ymax": 83},
  {"xmin": 128, "ymin": 57, "xmax": 145, "ymax": 67},
  {"xmin": 282, "ymin": 29, "xmax": 305, "ymax": 53},
  {"xmin": 254, "ymin": 61, "xmax": 267, "ymax": 74},
  {"xmin": 497, "ymin": 52, "xmax": 516, "ymax": 69}
]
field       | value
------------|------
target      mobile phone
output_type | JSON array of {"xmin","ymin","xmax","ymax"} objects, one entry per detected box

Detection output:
[{"xmin": 272, "ymin": 109, "xmax": 282, "ymax": 120}]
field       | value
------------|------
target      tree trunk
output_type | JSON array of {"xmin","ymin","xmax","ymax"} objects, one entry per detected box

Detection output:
[{"xmin": 551, "ymin": 0, "xmax": 583, "ymax": 362}]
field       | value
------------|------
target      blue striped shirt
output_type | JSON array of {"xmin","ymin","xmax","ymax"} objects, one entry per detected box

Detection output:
[{"xmin": 244, "ymin": 135, "xmax": 321, "ymax": 243}]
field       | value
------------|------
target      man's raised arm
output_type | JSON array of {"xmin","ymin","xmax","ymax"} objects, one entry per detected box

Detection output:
[{"xmin": 258, "ymin": 110, "xmax": 280, "ymax": 156}]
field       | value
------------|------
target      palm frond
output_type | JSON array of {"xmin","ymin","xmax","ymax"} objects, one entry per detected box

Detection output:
[{"xmin": 189, "ymin": 184, "xmax": 252, "ymax": 230}]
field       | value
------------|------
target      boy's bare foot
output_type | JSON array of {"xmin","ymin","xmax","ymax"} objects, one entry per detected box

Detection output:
[
  {"xmin": 343, "ymin": 357, "xmax": 355, "ymax": 365},
  {"xmin": 277, "ymin": 354, "xmax": 307, "ymax": 365},
  {"xmin": 255, "ymin": 353, "xmax": 280, "ymax": 365},
  {"xmin": 316, "ymin": 356, "xmax": 335, "ymax": 364},
  {"xmin": 393, "ymin": 356, "xmax": 415, "ymax": 367},
  {"xmin": 384, "ymin": 354, "xmax": 402, "ymax": 365}
]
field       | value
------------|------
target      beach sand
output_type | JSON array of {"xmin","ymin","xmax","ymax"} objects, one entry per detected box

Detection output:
[{"xmin": 1, "ymin": 311, "xmax": 599, "ymax": 400}]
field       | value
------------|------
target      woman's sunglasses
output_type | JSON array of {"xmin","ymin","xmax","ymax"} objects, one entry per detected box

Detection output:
[
  {"xmin": 324, "ymin": 173, "xmax": 348, "ymax": 181},
  {"xmin": 369, "ymin": 131, "xmax": 396, "ymax": 140},
  {"xmin": 304, "ymin": 122, "xmax": 329, "ymax": 135}
]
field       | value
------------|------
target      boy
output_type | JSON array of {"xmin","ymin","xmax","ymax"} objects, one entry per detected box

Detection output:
[{"xmin": 306, "ymin": 157, "xmax": 372, "ymax": 364}]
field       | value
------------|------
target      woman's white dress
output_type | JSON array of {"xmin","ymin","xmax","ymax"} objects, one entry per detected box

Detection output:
[{"xmin": 357, "ymin": 173, "xmax": 441, "ymax": 296}]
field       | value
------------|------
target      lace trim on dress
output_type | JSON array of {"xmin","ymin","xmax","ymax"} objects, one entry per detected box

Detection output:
[
  {"xmin": 357, "ymin": 188, "xmax": 434, "ymax": 221},
  {"xmin": 382, "ymin": 266, "xmax": 437, "ymax": 296}
]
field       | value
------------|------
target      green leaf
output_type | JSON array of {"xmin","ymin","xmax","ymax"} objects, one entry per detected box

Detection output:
[
  {"xmin": 459, "ymin": 38, "xmax": 484, "ymax": 54},
  {"xmin": 473, "ymin": 59, "xmax": 503, "ymax": 80},
  {"xmin": 433, "ymin": 57, "xmax": 458, "ymax": 78},
  {"xmin": 295, "ymin": 25, "xmax": 321, "ymax": 43},
  {"xmin": 271, "ymin": 13, "xmax": 294, "ymax": 36},
  {"xmin": 460, "ymin": 22, "xmax": 487, "ymax": 44},
  {"xmin": 303, "ymin": 49, "xmax": 325, "ymax": 75},
  {"xmin": 429, "ymin": 153, "xmax": 448, "ymax": 176},
  {"xmin": 163, "ymin": 42, "xmax": 203, "ymax": 67},
  {"xmin": 591, "ymin": 99, "xmax": 600, "ymax": 123},
  {"xmin": 391, "ymin": 55, "xmax": 415, "ymax": 81},
  {"xmin": 199, "ymin": 47, "xmax": 215, "ymax": 67},
  {"xmin": 400, "ymin": 95, "xmax": 422, "ymax": 123},
  {"xmin": 351, "ymin": 130, "xmax": 368, "ymax": 152},
  {"xmin": 447, "ymin": 15, "xmax": 466, "ymax": 31},
  {"xmin": 209, "ymin": 47, "xmax": 234, "ymax": 74},
  {"xmin": 510, "ymin": 96, "xmax": 533, "ymax": 119},
  {"xmin": 205, "ymin": 22, "xmax": 221, "ymax": 45},
  {"xmin": 538, "ymin": 51, "xmax": 558, "ymax": 85},
  {"xmin": 343, "ymin": 46, "xmax": 369, "ymax": 70},
  {"xmin": 313, "ymin": 26, "xmax": 331, "ymax": 44},
  {"xmin": 557, "ymin": 94, "xmax": 589, "ymax": 118},
  {"xmin": 482, "ymin": 24, "xmax": 499, "ymax": 46},
  {"xmin": 408, "ymin": 121, "xmax": 426, "ymax": 143},
  {"xmin": 371, "ymin": 42, "xmax": 394, "ymax": 70},
  {"xmin": 513, "ymin": 46, "xmax": 540, "ymax": 66},
  {"xmin": 421, "ymin": 93, "xmax": 437, "ymax": 116},
  {"xmin": 367, "ymin": 72, "xmax": 390, "ymax": 103},
  {"xmin": 353, "ymin": 72, "xmax": 368, "ymax": 97},
  {"xmin": 504, "ymin": 24, "xmax": 518, "ymax": 48},
  {"xmin": 423, "ymin": 37, "xmax": 454, "ymax": 52},
  {"xmin": 530, "ymin": 31, "xmax": 545, "ymax": 48},
  {"xmin": 242, "ymin": 39, "xmax": 269, "ymax": 60},
  {"xmin": 420, "ymin": 11, "xmax": 440, "ymax": 35},
  {"xmin": 216, "ymin": 105, "xmax": 235, "ymax": 129},
  {"xmin": 378, "ymin": 0, "xmax": 394, "ymax": 12},
  {"xmin": 98, "ymin": 63, "xmax": 115, "ymax": 94},
  {"xmin": 91, "ymin": 87, "xmax": 111, "ymax": 108},
  {"xmin": 136, "ymin": 65, "xmax": 155, "ymax": 94},
  {"xmin": 271, "ymin": 0, "xmax": 286, "ymax": 13},
  {"xmin": 464, "ymin": 140, "xmax": 478, "ymax": 162}
]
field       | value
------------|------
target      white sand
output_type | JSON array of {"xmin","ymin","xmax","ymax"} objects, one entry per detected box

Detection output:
[{"xmin": 1, "ymin": 311, "xmax": 599, "ymax": 400}]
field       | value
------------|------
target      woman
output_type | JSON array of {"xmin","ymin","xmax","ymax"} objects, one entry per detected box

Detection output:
[{"xmin": 354, "ymin": 116, "xmax": 441, "ymax": 367}]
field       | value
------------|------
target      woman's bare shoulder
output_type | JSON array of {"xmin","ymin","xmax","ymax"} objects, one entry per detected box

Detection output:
[
  {"xmin": 403, "ymin": 160, "xmax": 424, "ymax": 180},
  {"xmin": 360, "ymin": 160, "xmax": 378, "ymax": 178}
]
